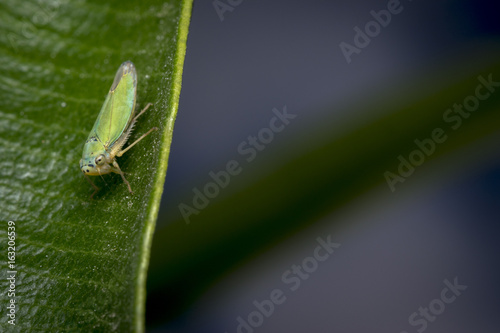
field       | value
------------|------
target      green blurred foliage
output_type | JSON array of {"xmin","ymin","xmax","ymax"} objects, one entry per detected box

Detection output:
[{"xmin": 148, "ymin": 60, "xmax": 500, "ymax": 322}]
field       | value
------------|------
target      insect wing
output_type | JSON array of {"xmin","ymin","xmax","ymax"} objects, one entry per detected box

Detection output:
[{"xmin": 90, "ymin": 61, "xmax": 137, "ymax": 148}]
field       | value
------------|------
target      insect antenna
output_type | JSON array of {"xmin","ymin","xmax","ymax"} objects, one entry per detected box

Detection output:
[
  {"xmin": 96, "ymin": 168, "xmax": 111, "ymax": 192},
  {"xmin": 99, "ymin": 174, "xmax": 111, "ymax": 191}
]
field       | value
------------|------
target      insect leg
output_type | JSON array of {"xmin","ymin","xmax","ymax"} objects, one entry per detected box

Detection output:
[
  {"xmin": 84, "ymin": 173, "xmax": 99, "ymax": 199},
  {"xmin": 116, "ymin": 126, "xmax": 158, "ymax": 157},
  {"xmin": 113, "ymin": 103, "xmax": 157, "ymax": 157},
  {"xmin": 132, "ymin": 102, "xmax": 153, "ymax": 122},
  {"xmin": 112, "ymin": 160, "xmax": 133, "ymax": 194}
]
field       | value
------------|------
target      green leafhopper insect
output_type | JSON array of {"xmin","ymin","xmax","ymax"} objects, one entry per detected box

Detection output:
[{"xmin": 80, "ymin": 61, "xmax": 157, "ymax": 198}]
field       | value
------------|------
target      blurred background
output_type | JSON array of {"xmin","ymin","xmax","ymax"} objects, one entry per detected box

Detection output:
[{"xmin": 147, "ymin": 1, "xmax": 500, "ymax": 332}]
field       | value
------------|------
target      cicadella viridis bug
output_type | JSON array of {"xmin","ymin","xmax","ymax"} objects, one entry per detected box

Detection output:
[{"xmin": 80, "ymin": 61, "xmax": 157, "ymax": 199}]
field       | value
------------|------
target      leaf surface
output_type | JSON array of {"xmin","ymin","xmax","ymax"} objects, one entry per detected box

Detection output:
[{"xmin": 0, "ymin": 0, "xmax": 193, "ymax": 331}]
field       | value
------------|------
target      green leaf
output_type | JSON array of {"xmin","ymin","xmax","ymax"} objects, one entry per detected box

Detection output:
[{"xmin": 0, "ymin": 0, "xmax": 192, "ymax": 331}]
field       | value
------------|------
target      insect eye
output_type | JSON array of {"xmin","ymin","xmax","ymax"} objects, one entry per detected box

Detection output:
[{"xmin": 95, "ymin": 154, "xmax": 105, "ymax": 166}]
